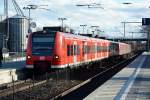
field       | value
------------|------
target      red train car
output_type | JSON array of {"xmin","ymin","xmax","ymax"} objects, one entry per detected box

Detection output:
[{"xmin": 26, "ymin": 30, "xmax": 131, "ymax": 70}]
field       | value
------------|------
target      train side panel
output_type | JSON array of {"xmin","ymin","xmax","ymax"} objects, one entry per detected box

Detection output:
[
  {"xmin": 26, "ymin": 33, "xmax": 33, "ymax": 68},
  {"xmin": 26, "ymin": 30, "xmax": 132, "ymax": 70},
  {"xmin": 51, "ymin": 32, "xmax": 66, "ymax": 68},
  {"xmin": 119, "ymin": 43, "xmax": 131, "ymax": 55}
]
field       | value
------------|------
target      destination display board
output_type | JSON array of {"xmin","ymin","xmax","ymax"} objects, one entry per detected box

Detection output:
[{"xmin": 142, "ymin": 18, "xmax": 150, "ymax": 25}]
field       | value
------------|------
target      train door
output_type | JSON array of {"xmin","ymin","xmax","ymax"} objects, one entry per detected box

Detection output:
[{"xmin": 73, "ymin": 41, "xmax": 77, "ymax": 64}]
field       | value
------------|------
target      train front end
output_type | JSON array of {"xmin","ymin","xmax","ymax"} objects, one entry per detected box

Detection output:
[{"xmin": 26, "ymin": 31, "xmax": 56, "ymax": 71}]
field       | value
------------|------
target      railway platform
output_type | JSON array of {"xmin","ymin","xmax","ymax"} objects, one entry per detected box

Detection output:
[
  {"xmin": 0, "ymin": 61, "xmax": 25, "ymax": 85},
  {"xmin": 84, "ymin": 52, "xmax": 150, "ymax": 100}
]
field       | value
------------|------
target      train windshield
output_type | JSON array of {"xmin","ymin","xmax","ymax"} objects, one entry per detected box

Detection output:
[{"xmin": 32, "ymin": 32, "xmax": 55, "ymax": 56}]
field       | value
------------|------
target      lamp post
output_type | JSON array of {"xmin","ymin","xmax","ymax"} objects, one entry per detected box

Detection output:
[
  {"xmin": 91, "ymin": 25, "xmax": 99, "ymax": 36},
  {"xmin": 121, "ymin": 2, "xmax": 132, "ymax": 38},
  {"xmin": 91, "ymin": 25, "xmax": 99, "ymax": 30},
  {"xmin": 80, "ymin": 24, "xmax": 87, "ymax": 34},
  {"xmin": 76, "ymin": 3, "xmax": 104, "ymax": 9},
  {"xmin": 122, "ymin": 22, "xmax": 126, "ymax": 38},
  {"xmin": 122, "ymin": 2, "xmax": 132, "ymax": 5},
  {"xmin": 23, "ymin": 5, "xmax": 36, "ymax": 33},
  {"xmin": 58, "ymin": 17, "xmax": 67, "ymax": 32},
  {"xmin": 121, "ymin": 21, "xmax": 141, "ymax": 39},
  {"xmin": 23, "ymin": 5, "xmax": 49, "ymax": 33}
]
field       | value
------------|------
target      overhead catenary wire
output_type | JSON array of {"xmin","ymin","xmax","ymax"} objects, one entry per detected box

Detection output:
[{"xmin": 12, "ymin": 0, "xmax": 24, "ymax": 16}]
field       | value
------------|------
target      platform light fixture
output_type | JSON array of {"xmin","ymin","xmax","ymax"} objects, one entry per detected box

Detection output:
[
  {"xmin": 23, "ymin": 5, "xmax": 50, "ymax": 33},
  {"xmin": 76, "ymin": 3, "xmax": 104, "ymax": 9},
  {"xmin": 122, "ymin": 2, "xmax": 132, "ymax": 5},
  {"xmin": 58, "ymin": 17, "xmax": 67, "ymax": 32},
  {"xmin": 80, "ymin": 24, "xmax": 87, "ymax": 33}
]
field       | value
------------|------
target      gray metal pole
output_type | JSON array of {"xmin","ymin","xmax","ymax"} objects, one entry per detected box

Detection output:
[
  {"xmin": 148, "ymin": 32, "xmax": 150, "ymax": 51},
  {"xmin": 62, "ymin": 19, "xmax": 64, "ymax": 32},
  {"xmin": 5, "ymin": 0, "xmax": 9, "ymax": 49},
  {"xmin": 28, "ymin": 8, "xmax": 31, "ymax": 33},
  {"xmin": 123, "ymin": 22, "xmax": 125, "ymax": 38},
  {"xmin": 58, "ymin": 18, "xmax": 67, "ymax": 32},
  {"xmin": 132, "ymin": 32, "xmax": 133, "ymax": 39}
]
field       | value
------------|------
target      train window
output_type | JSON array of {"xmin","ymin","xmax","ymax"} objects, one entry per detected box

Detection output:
[
  {"xmin": 109, "ymin": 43, "xmax": 113, "ymax": 52},
  {"xmin": 83, "ymin": 45, "xmax": 85, "ymax": 55},
  {"xmin": 76, "ymin": 45, "xmax": 78, "ymax": 55},
  {"xmin": 33, "ymin": 37, "xmax": 54, "ymax": 43},
  {"xmin": 77, "ymin": 45, "xmax": 80, "ymax": 55},
  {"xmin": 109, "ymin": 43, "xmax": 119, "ymax": 54},
  {"xmin": 99, "ymin": 46, "xmax": 101, "ymax": 52},
  {"xmin": 95, "ymin": 45, "xmax": 97, "ymax": 53},
  {"xmin": 97, "ymin": 46, "xmax": 99, "ymax": 52},
  {"xmin": 67, "ymin": 45, "xmax": 80, "ymax": 56},
  {"xmin": 97, "ymin": 46, "xmax": 101, "ymax": 52},
  {"xmin": 83, "ymin": 45, "xmax": 86, "ymax": 54},
  {"xmin": 100, "ymin": 46, "xmax": 101, "ymax": 52},
  {"xmin": 103, "ymin": 46, "xmax": 108, "ymax": 52},
  {"xmin": 83, "ymin": 45, "xmax": 90, "ymax": 54},
  {"xmin": 84, "ymin": 46, "xmax": 86, "ymax": 54},
  {"xmin": 101, "ymin": 46, "xmax": 103, "ymax": 52},
  {"xmin": 87, "ymin": 46, "xmax": 90, "ymax": 54},
  {"xmin": 92, "ymin": 46, "xmax": 94, "ymax": 53},
  {"xmin": 67, "ymin": 45, "xmax": 70, "ymax": 56},
  {"xmin": 106, "ymin": 46, "xmax": 108, "ymax": 52},
  {"xmin": 74, "ymin": 45, "xmax": 76, "ymax": 55},
  {"xmin": 71, "ymin": 45, "xmax": 73, "ymax": 55},
  {"xmin": 73, "ymin": 45, "xmax": 80, "ymax": 55},
  {"xmin": 91, "ymin": 45, "xmax": 94, "ymax": 53},
  {"xmin": 97, "ymin": 46, "xmax": 108, "ymax": 52}
]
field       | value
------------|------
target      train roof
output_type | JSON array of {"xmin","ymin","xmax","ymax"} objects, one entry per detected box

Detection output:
[
  {"xmin": 61, "ymin": 32, "xmax": 124, "ymax": 44},
  {"xmin": 30, "ymin": 30, "xmax": 129, "ymax": 45}
]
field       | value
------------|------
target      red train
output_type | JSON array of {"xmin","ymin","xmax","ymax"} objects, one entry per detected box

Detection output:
[{"xmin": 26, "ymin": 29, "xmax": 131, "ymax": 71}]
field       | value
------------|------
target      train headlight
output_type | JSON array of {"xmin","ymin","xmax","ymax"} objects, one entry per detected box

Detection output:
[
  {"xmin": 53, "ymin": 55, "xmax": 59, "ymax": 60},
  {"xmin": 43, "ymin": 30, "xmax": 47, "ymax": 34},
  {"xmin": 27, "ymin": 55, "xmax": 32, "ymax": 59}
]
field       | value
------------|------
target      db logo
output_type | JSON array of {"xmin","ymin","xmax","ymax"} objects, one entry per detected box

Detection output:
[{"xmin": 40, "ymin": 56, "xmax": 45, "ymax": 60}]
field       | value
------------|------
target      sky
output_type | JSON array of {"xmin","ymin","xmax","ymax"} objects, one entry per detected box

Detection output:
[{"xmin": 0, "ymin": 0, "xmax": 150, "ymax": 38}]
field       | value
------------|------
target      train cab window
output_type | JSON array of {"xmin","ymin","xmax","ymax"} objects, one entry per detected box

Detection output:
[
  {"xmin": 33, "ymin": 37, "xmax": 54, "ymax": 43},
  {"xmin": 32, "ymin": 32, "xmax": 55, "ymax": 56}
]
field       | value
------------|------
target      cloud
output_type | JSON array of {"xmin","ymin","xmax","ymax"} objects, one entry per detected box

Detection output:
[{"xmin": 0, "ymin": 0, "xmax": 149, "ymax": 38}]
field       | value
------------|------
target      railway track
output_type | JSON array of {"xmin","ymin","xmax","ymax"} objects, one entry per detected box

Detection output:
[
  {"xmin": 55, "ymin": 54, "xmax": 140, "ymax": 100},
  {"xmin": 0, "ymin": 53, "xmax": 140, "ymax": 100}
]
